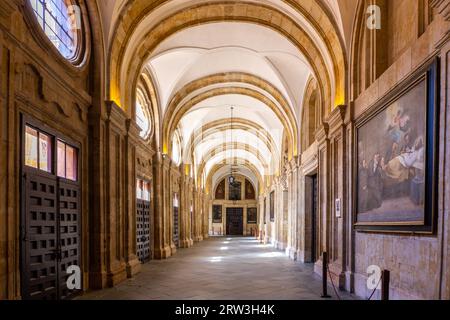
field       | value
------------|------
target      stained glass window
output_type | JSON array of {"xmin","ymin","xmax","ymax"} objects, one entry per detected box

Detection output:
[
  {"xmin": 25, "ymin": 126, "xmax": 53, "ymax": 173},
  {"xmin": 25, "ymin": 126, "xmax": 38, "ymax": 169},
  {"xmin": 30, "ymin": 0, "xmax": 79, "ymax": 59},
  {"xmin": 66, "ymin": 145, "xmax": 77, "ymax": 181},
  {"xmin": 38, "ymin": 132, "xmax": 52, "ymax": 172},
  {"xmin": 57, "ymin": 140, "xmax": 78, "ymax": 181},
  {"xmin": 57, "ymin": 140, "xmax": 66, "ymax": 178}
]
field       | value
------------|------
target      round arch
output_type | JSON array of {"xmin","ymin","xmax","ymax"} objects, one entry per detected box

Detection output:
[
  {"xmin": 163, "ymin": 72, "xmax": 298, "ymax": 157},
  {"xmin": 108, "ymin": 1, "xmax": 347, "ymax": 120},
  {"xmin": 184, "ymin": 118, "xmax": 280, "ymax": 169},
  {"xmin": 206, "ymin": 162, "xmax": 264, "ymax": 195}
]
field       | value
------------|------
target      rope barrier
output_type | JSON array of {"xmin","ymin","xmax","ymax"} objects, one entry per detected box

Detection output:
[
  {"xmin": 367, "ymin": 273, "xmax": 383, "ymax": 301},
  {"xmin": 326, "ymin": 266, "xmax": 341, "ymax": 300}
]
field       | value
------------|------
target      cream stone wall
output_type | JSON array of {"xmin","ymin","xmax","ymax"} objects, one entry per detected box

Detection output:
[
  {"xmin": 1, "ymin": 0, "xmax": 450, "ymax": 301},
  {"xmin": 349, "ymin": 1, "xmax": 450, "ymax": 300}
]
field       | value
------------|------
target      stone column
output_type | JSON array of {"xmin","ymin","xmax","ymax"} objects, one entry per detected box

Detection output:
[
  {"xmin": 202, "ymin": 191, "xmax": 210, "ymax": 239},
  {"xmin": 326, "ymin": 105, "xmax": 347, "ymax": 289},
  {"xmin": 258, "ymin": 195, "xmax": 265, "ymax": 241},
  {"xmin": 152, "ymin": 153, "xmax": 171, "ymax": 259},
  {"xmin": 187, "ymin": 178, "xmax": 194, "ymax": 246},
  {"xmin": 124, "ymin": 119, "xmax": 141, "ymax": 277},
  {"xmin": 104, "ymin": 102, "xmax": 127, "ymax": 286},
  {"xmin": 314, "ymin": 123, "xmax": 330, "ymax": 276},
  {"xmin": 286, "ymin": 157, "xmax": 299, "ymax": 260}
]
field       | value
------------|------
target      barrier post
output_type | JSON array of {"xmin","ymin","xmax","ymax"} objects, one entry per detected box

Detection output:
[
  {"xmin": 381, "ymin": 270, "xmax": 390, "ymax": 301},
  {"xmin": 321, "ymin": 252, "xmax": 331, "ymax": 298}
]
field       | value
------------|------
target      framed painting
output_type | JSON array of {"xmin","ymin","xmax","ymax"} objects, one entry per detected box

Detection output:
[
  {"xmin": 245, "ymin": 179, "xmax": 256, "ymax": 200},
  {"xmin": 212, "ymin": 205, "xmax": 222, "ymax": 223},
  {"xmin": 354, "ymin": 58, "xmax": 439, "ymax": 233},
  {"xmin": 215, "ymin": 179, "xmax": 225, "ymax": 200},
  {"xmin": 247, "ymin": 207, "xmax": 257, "ymax": 224}
]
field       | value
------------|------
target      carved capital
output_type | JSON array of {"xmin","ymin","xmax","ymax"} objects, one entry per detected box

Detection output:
[{"xmin": 315, "ymin": 123, "xmax": 329, "ymax": 143}]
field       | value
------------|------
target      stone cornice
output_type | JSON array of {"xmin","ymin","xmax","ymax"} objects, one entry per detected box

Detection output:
[
  {"xmin": 326, "ymin": 105, "xmax": 346, "ymax": 137},
  {"xmin": 106, "ymin": 100, "xmax": 128, "ymax": 132},
  {"xmin": 126, "ymin": 119, "xmax": 141, "ymax": 144},
  {"xmin": 315, "ymin": 123, "xmax": 329, "ymax": 143},
  {"xmin": 162, "ymin": 154, "xmax": 171, "ymax": 169}
]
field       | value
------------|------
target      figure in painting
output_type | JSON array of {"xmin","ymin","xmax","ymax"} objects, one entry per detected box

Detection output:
[
  {"xmin": 367, "ymin": 153, "xmax": 384, "ymax": 210},
  {"xmin": 358, "ymin": 159, "xmax": 370, "ymax": 212}
]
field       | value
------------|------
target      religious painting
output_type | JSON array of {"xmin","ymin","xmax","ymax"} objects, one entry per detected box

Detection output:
[
  {"xmin": 215, "ymin": 179, "xmax": 225, "ymax": 200},
  {"xmin": 354, "ymin": 59, "xmax": 439, "ymax": 233},
  {"xmin": 269, "ymin": 191, "xmax": 275, "ymax": 222},
  {"xmin": 247, "ymin": 207, "xmax": 257, "ymax": 224},
  {"xmin": 213, "ymin": 205, "xmax": 222, "ymax": 223},
  {"xmin": 229, "ymin": 181, "xmax": 242, "ymax": 201},
  {"xmin": 245, "ymin": 179, "xmax": 256, "ymax": 200}
]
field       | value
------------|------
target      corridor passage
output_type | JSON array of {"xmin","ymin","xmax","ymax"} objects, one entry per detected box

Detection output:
[{"xmin": 80, "ymin": 237, "xmax": 355, "ymax": 300}]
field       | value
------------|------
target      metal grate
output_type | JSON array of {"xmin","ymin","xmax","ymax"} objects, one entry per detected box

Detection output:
[{"xmin": 136, "ymin": 199, "xmax": 151, "ymax": 263}]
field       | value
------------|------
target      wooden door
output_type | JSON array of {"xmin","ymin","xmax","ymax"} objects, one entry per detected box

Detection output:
[
  {"xmin": 226, "ymin": 208, "xmax": 243, "ymax": 235},
  {"xmin": 311, "ymin": 174, "xmax": 318, "ymax": 263},
  {"xmin": 21, "ymin": 120, "xmax": 81, "ymax": 300}
]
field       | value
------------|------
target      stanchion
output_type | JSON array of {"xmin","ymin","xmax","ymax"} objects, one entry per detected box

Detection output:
[
  {"xmin": 381, "ymin": 270, "xmax": 390, "ymax": 301},
  {"xmin": 321, "ymin": 252, "xmax": 331, "ymax": 298}
]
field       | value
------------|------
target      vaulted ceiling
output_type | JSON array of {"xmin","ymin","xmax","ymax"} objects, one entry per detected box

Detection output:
[{"xmin": 98, "ymin": 0, "xmax": 357, "ymax": 194}]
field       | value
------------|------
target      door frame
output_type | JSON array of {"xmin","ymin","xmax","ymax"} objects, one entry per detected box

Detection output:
[
  {"xmin": 304, "ymin": 173, "xmax": 318, "ymax": 263},
  {"xmin": 20, "ymin": 113, "xmax": 82, "ymax": 299},
  {"xmin": 225, "ymin": 207, "xmax": 244, "ymax": 236}
]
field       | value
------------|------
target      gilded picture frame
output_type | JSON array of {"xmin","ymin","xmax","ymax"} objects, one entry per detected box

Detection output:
[{"xmin": 353, "ymin": 58, "xmax": 439, "ymax": 234}]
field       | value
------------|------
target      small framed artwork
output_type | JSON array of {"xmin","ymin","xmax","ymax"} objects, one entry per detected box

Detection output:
[
  {"xmin": 335, "ymin": 199, "xmax": 341, "ymax": 218},
  {"xmin": 247, "ymin": 207, "xmax": 257, "ymax": 224},
  {"xmin": 213, "ymin": 205, "xmax": 222, "ymax": 223},
  {"xmin": 354, "ymin": 58, "xmax": 439, "ymax": 234}
]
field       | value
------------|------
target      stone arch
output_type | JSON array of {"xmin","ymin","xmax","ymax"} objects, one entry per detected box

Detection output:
[
  {"xmin": 301, "ymin": 76, "xmax": 320, "ymax": 152},
  {"xmin": 197, "ymin": 143, "xmax": 270, "ymax": 183},
  {"xmin": 184, "ymin": 118, "xmax": 279, "ymax": 169},
  {"xmin": 206, "ymin": 162, "xmax": 264, "ymax": 196},
  {"xmin": 166, "ymin": 86, "xmax": 294, "ymax": 158},
  {"xmin": 163, "ymin": 72, "xmax": 298, "ymax": 158},
  {"xmin": 108, "ymin": 1, "xmax": 347, "ymax": 120},
  {"xmin": 140, "ymin": 67, "xmax": 162, "ymax": 150}
]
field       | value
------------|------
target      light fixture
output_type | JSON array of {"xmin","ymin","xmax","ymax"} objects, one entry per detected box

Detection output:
[{"xmin": 228, "ymin": 105, "xmax": 236, "ymax": 187}]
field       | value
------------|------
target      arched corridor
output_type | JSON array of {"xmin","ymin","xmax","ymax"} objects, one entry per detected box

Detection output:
[
  {"xmin": 1, "ymin": 0, "xmax": 450, "ymax": 302},
  {"xmin": 80, "ymin": 237, "xmax": 355, "ymax": 300}
]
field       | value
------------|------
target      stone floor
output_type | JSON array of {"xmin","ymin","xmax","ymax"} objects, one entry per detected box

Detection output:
[{"xmin": 79, "ymin": 237, "xmax": 356, "ymax": 300}]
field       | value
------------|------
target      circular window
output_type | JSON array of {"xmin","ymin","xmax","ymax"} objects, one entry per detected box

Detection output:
[{"xmin": 29, "ymin": 0, "xmax": 81, "ymax": 61}]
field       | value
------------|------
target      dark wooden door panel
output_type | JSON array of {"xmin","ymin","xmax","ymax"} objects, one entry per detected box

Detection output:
[
  {"xmin": 226, "ymin": 208, "xmax": 243, "ymax": 236},
  {"xmin": 136, "ymin": 199, "xmax": 151, "ymax": 263},
  {"xmin": 58, "ymin": 180, "xmax": 81, "ymax": 299},
  {"xmin": 312, "ymin": 175, "xmax": 318, "ymax": 263},
  {"xmin": 22, "ymin": 173, "xmax": 58, "ymax": 300},
  {"xmin": 21, "ymin": 120, "xmax": 82, "ymax": 300}
]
